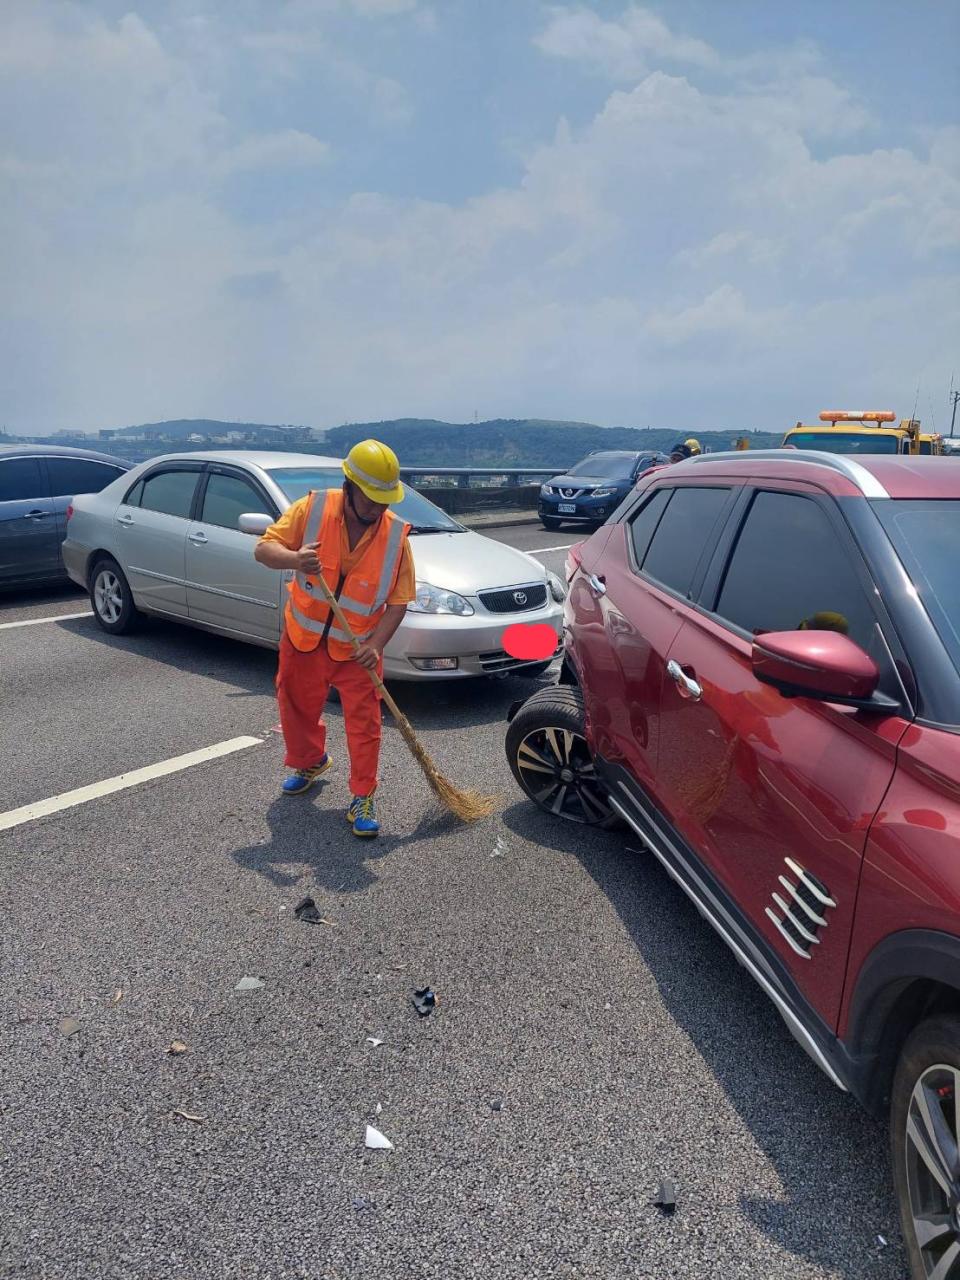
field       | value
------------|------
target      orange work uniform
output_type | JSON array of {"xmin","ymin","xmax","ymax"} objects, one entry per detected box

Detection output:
[{"xmin": 261, "ymin": 489, "xmax": 414, "ymax": 796}]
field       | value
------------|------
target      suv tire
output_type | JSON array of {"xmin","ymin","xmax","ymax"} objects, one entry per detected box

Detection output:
[
  {"xmin": 90, "ymin": 556, "xmax": 141, "ymax": 635},
  {"xmin": 505, "ymin": 685, "xmax": 617, "ymax": 826},
  {"xmin": 890, "ymin": 1013, "xmax": 960, "ymax": 1279}
]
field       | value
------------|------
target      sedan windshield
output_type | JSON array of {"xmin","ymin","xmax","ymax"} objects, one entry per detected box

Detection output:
[
  {"xmin": 877, "ymin": 500, "xmax": 960, "ymax": 669},
  {"xmin": 266, "ymin": 467, "xmax": 464, "ymax": 532},
  {"xmin": 790, "ymin": 432, "xmax": 900, "ymax": 455},
  {"xmin": 566, "ymin": 453, "xmax": 634, "ymax": 478}
]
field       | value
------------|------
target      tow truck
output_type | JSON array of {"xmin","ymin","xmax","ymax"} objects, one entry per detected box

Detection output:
[{"xmin": 782, "ymin": 410, "xmax": 942, "ymax": 456}]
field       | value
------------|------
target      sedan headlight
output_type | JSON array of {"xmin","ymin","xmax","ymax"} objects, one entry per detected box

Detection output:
[
  {"xmin": 547, "ymin": 572, "xmax": 566, "ymax": 603},
  {"xmin": 591, "ymin": 487, "xmax": 618, "ymax": 498},
  {"xmin": 408, "ymin": 581, "xmax": 475, "ymax": 616}
]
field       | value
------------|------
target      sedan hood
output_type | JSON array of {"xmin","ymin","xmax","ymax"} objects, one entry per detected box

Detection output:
[{"xmin": 409, "ymin": 531, "xmax": 547, "ymax": 595}]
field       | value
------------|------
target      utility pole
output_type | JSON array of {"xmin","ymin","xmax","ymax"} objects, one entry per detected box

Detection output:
[{"xmin": 950, "ymin": 388, "xmax": 960, "ymax": 438}]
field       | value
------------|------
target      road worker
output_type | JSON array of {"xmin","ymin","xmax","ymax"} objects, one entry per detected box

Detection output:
[{"xmin": 254, "ymin": 440, "xmax": 414, "ymax": 838}]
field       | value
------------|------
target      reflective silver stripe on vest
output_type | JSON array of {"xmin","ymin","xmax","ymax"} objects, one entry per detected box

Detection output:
[
  {"xmin": 295, "ymin": 491, "xmax": 327, "ymax": 595},
  {"xmin": 372, "ymin": 516, "xmax": 405, "ymax": 610},
  {"xmin": 287, "ymin": 600, "xmax": 374, "ymax": 643}
]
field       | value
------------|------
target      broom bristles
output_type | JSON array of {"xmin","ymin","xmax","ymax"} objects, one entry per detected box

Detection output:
[{"xmin": 393, "ymin": 706, "xmax": 497, "ymax": 822}]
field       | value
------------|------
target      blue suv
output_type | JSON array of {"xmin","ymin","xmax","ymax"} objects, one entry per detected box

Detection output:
[{"xmin": 538, "ymin": 450, "xmax": 667, "ymax": 530}]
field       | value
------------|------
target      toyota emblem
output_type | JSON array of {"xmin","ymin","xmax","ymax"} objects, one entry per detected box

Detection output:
[{"xmin": 513, "ymin": 590, "xmax": 528, "ymax": 606}]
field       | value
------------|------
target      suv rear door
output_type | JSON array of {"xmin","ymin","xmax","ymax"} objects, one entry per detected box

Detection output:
[{"xmin": 656, "ymin": 485, "xmax": 911, "ymax": 1027}]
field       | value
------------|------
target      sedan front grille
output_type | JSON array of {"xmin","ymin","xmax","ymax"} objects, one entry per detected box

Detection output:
[{"xmin": 479, "ymin": 584, "xmax": 548, "ymax": 614}]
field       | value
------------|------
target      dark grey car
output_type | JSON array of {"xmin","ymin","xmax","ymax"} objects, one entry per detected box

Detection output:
[{"xmin": 0, "ymin": 444, "xmax": 130, "ymax": 587}]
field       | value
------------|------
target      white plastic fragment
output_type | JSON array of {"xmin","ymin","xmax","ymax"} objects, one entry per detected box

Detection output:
[
  {"xmin": 490, "ymin": 836, "xmax": 508, "ymax": 859},
  {"xmin": 366, "ymin": 1037, "xmax": 384, "ymax": 1047},
  {"xmin": 375, "ymin": 1103, "xmax": 382, "ymax": 1116},
  {"xmin": 365, "ymin": 1125, "xmax": 393, "ymax": 1151},
  {"xmin": 235, "ymin": 976, "xmax": 264, "ymax": 991}
]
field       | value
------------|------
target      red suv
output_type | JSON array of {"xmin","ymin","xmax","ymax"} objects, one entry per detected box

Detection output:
[{"xmin": 506, "ymin": 451, "xmax": 960, "ymax": 1279}]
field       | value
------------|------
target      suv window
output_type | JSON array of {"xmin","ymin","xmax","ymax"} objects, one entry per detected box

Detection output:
[
  {"xmin": 46, "ymin": 457, "xmax": 124, "ymax": 497},
  {"xmin": 0, "ymin": 457, "xmax": 48, "ymax": 503},
  {"xmin": 628, "ymin": 488, "xmax": 671, "ymax": 563},
  {"xmin": 201, "ymin": 472, "xmax": 269, "ymax": 531},
  {"xmin": 131, "ymin": 470, "xmax": 199, "ymax": 520},
  {"xmin": 716, "ymin": 491, "xmax": 878, "ymax": 654},
  {"xmin": 641, "ymin": 486, "xmax": 731, "ymax": 596}
]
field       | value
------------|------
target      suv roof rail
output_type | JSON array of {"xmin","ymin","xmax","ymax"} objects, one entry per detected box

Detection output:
[{"xmin": 685, "ymin": 448, "xmax": 889, "ymax": 499}]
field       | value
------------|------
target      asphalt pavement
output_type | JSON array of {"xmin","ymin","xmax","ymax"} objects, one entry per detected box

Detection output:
[{"xmin": 1, "ymin": 523, "xmax": 904, "ymax": 1280}]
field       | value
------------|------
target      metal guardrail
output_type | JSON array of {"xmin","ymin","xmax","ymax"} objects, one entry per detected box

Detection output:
[{"xmin": 399, "ymin": 465, "xmax": 562, "ymax": 489}]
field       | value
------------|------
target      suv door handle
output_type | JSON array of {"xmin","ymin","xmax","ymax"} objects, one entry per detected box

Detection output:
[
  {"xmin": 27, "ymin": 509, "xmax": 52, "ymax": 519},
  {"xmin": 115, "ymin": 513, "xmax": 134, "ymax": 527},
  {"xmin": 667, "ymin": 659, "xmax": 702, "ymax": 701},
  {"xmin": 188, "ymin": 531, "xmax": 208, "ymax": 545},
  {"xmin": 587, "ymin": 573, "xmax": 606, "ymax": 596}
]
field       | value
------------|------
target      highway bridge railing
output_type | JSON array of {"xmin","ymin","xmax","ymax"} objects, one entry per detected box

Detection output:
[{"xmin": 399, "ymin": 466, "xmax": 563, "ymax": 514}]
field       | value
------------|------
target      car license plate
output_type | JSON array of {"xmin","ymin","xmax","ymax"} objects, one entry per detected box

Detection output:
[{"xmin": 558, "ymin": 503, "xmax": 576, "ymax": 513}]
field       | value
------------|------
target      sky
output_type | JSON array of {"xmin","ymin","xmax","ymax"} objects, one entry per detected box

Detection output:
[{"xmin": 1, "ymin": 0, "xmax": 958, "ymax": 435}]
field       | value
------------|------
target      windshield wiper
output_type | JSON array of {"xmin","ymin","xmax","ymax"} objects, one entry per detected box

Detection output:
[{"xmin": 409, "ymin": 524, "xmax": 459, "ymax": 534}]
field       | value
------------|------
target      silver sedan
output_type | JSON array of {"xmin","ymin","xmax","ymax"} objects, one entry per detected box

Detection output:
[{"xmin": 62, "ymin": 451, "xmax": 565, "ymax": 680}]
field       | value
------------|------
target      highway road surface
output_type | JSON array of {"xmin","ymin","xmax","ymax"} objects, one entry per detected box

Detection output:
[{"xmin": 1, "ymin": 522, "xmax": 902, "ymax": 1279}]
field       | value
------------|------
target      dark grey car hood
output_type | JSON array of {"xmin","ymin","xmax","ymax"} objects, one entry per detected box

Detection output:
[{"xmin": 547, "ymin": 473, "xmax": 627, "ymax": 489}]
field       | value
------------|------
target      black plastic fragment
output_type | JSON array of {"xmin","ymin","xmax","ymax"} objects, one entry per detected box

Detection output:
[
  {"xmin": 412, "ymin": 986, "xmax": 436, "ymax": 1017},
  {"xmin": 654, "ymin": 1179, "xmax": 676, "ymax": 1216},
  {"xmin": 294, "ymin": 896, "xmax": 322, "ymax": 924}
]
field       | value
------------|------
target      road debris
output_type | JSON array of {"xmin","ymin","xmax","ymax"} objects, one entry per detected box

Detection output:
[
  {"xmin": 375, "ymin": 1102, "xmax": 382, "ymax": 1116},
  {"xmin": 235, "ymin": 976, "xmax": 264, "ymax": 991},
  {"xmin": 172, "ymin": 1109, "xmax": 205, "ymax": 1124},
  {"xmin": 364, "ymin": 1125, "xmax": 393, "ymax": 1151},
  {"xmin": 294, "ymin": 896, "xmax": 322, "ymax": 924},
  {"xmin": 366, "ymin": 1037, "xmax": 384, "ymax": 1047},
  {"xmin": 490, "ymin": 835, "xmax": 508, "ymax": 858},
  {"xmin": 108, "ymin": 989, "xmax": 124, "ymax": 1007},
  {"xmin": 654, "ymin": 1179, "xmax": 676, "ymax": 1216},
  {"xmin": 412, "ymin": 987, "xmax": 436, "ymax": 1017},
  {"xmin": 490, "ymin": 1099, "xmax": 503, "ymax": 1113},
  {"xmin": 877, "ymin": 1235, "xmax": 888, "ymax": 1248},
  {"xmin": 167, "ymin": 1040, "xmax": 189, "ymax": 1056},
  {"xmin": 59, "ymin": 1017, "xmax": 81, "ymax": 1037}
]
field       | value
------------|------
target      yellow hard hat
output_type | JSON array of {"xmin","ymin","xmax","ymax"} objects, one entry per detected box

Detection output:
[
  {"xmin": 798, "ymin": 611, "xmax": 849, "ymax": 635},
  {"xmin": 684, "ymin": 437, "xmax": 702, "ymax": 455},
  {"xmin": 342, "ymin": 439, "xmax": 404, "ymax": 504}
]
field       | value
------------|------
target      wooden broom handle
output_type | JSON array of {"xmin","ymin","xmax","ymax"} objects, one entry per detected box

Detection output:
[{"xmin": 312, "ymin": 572, "xmax": 405, "ymax": 720}]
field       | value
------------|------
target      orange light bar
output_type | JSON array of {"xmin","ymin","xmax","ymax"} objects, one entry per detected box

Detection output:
[{"xmin": 819, "ymin": 410, "xmax": 896, "ymax": 423}]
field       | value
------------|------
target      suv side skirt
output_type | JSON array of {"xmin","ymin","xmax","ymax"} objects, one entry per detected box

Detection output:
[{"xmin": 597, "ymin": 757, "xmax": 878, "ymax": 1105}]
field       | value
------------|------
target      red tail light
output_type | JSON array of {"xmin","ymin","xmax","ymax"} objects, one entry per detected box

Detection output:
[
  {"xmin": 565, "ymin": 542, "xmax": 584, "ymax": 583},
  {"xmin": 65, "ymin": 504, "xmax": 74, "ymax": 522}
]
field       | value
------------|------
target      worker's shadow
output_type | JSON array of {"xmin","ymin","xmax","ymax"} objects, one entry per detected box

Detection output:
[{"xmin": 231, "ymin": 789, "xmax": 455, "ymax": 894}]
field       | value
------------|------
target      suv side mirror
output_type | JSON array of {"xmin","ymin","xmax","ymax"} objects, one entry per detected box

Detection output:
[
  {"xmin": 238, "ymin": 512, "xmax": 272, "ymax": 536},
  {"xmin": 751, "ymin": 630, "xmax": 891, "ymax": 708}
]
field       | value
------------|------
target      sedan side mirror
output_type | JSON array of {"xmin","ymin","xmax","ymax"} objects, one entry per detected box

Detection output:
[
  {"xmin": 751, "ymin": 630, "xmax": 893, "ymax": 710},
  {"xmin": 238, "ymin": 512, "xmax": 272, "ymax": 536}
]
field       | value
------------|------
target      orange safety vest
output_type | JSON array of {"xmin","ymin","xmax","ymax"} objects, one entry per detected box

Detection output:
[{"xmin": 284, "ymin": 489, "xmax": 410, "ymax": 659}]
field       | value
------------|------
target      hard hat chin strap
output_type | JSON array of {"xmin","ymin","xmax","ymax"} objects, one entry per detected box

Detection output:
[{"xmin": 344, "ymin": 480, "xmax": 380, "ymax": 527}]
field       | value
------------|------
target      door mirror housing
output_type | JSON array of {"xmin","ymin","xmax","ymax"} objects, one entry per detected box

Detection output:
[
  {"xmin": 751, "ymin": 630, "xmax": 890, "ymax": 708},
  {"xmin": 238, "ymin": 512, "xmax": 272, "ymax": 536}
]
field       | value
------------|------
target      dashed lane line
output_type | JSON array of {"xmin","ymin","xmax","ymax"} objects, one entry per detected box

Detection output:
[{"xmin": 0, "ymin": 736, "xmax": 264, "ymax": 832}]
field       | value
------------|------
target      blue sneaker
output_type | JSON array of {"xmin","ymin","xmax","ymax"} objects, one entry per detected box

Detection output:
[
  {"xmin": 281, "ymin": 754, "xmax": 332, "ymax": 796},
  {"xmin": 347, "ymin": 794, "xmax": 379, "ymax": 838}
]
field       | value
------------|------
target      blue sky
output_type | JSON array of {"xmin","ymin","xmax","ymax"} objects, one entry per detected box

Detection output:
[{"xmin": 2, "ymin": 0, "xmax": 958, "ymax": 434}]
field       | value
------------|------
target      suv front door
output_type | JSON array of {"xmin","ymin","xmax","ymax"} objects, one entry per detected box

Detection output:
[
  {"xmin": 185, "ymin": 467, "xmax": 282, "ymax": 642},
  {"xmin": 655, "ymin": 486, "xmax": 911, "ymax": 1027}
]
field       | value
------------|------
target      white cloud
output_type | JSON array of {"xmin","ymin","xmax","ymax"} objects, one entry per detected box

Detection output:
[
  {"xmin": 215, "ymin": 129, "xmax": 330, "ymax": 177},
  {"xmin": 535, "ymin": 5, "xmax": 719, "ymax": 80}
]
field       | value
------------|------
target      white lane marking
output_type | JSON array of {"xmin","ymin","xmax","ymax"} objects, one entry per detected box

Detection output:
[
  {"xmin": 0, "ymin": 736, "xmax": 263, "ymax": 832},
  {"xmin": 528, "ymin": 543, "xmax": 576, "ymax": 555},
  {"xmin": 0, "ymin": 610, "xmax": 93, "ymax": 631}
]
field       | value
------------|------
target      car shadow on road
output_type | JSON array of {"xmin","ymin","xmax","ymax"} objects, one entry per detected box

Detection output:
[
  {"xmin": 231, "ymin": 791, "xmax": 458, "ymax": 893},
  {"xmin": 386, "ymin": 668, "xmax": 556, "ymax": 731},
  {"xmin": 500, "ymin": 800, "xmax": 904, "ymax": 1276}
]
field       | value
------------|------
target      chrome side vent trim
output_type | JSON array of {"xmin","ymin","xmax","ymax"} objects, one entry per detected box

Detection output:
[{"xmin": 767, "ymin": 859, "xmax": 836, "ymax": 959}]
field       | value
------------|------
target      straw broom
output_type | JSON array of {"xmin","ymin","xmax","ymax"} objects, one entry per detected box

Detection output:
[{"xmin": 314, "ymin": 575, "xmax": 496, "ymax": 822}]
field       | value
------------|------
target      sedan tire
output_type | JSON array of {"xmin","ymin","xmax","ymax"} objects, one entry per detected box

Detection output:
[
  {"xmin": 890, "ymin": 1013, "xmax": 960, "ymax": 1279},
  {"xmin": 506, "ymin": 685, "xmax": 617, "ymax": 826},
  {"xmin": 90, "ymin": 556, "xmax": 141, "ymax": 635}
]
